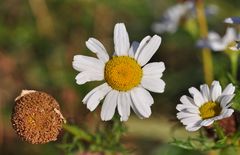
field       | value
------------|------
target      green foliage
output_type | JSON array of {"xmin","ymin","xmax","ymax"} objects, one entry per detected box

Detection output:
[
  {"xmin": 170, "ymin": 136, "xmax": 228, "ymax": 151},
  {"xmin": 58, "ymin": 118, "xmax": 128, "ymax": 154},
  {"xmin": 151, "ymin": 144, "xmax": 203, "ymax": 155},
  {"xmin": 171, "ymin": 126, "xmax": 240, "ymax": 153},
  {"xmin": 232, "ymin": 88, "xmax": 240, "ymax": 111}
]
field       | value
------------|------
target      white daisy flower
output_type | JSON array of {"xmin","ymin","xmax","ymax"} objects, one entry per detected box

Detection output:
[
  {"xmin": 152, "ymin": 1, "xmax": 193, "ymax": 34},
  {"xmin": 152, "ymin": 2, "xmax": 218, "ymax": 34},
  {"xmin": 176, "ymin": 81, "xmax": 235, "ymax": 131},
  {"xmin": 197, "ymin": 27, "xmax": 237, "ymax": 51},
  {"xmin": 72, "ymin": 23, "xmax": 165, "ymax": 121}
]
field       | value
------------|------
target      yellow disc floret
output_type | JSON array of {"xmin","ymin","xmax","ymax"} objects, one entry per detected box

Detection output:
[
  {"xmin": 104, "ymin": 56, "xmax": 142, "ymax": 91},
  {"xmin": 199, "ymin": 101, "xmax": 221, "ymax": 119}
]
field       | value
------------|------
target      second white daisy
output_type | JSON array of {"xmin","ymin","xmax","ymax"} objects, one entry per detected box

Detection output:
[
  {"xmin": 177, "ymin": 81, "xmax": 235, "ymax": 131},
  {"xmin": 73, "ymin": 23, "xmax": 165, "ymax": 121}
]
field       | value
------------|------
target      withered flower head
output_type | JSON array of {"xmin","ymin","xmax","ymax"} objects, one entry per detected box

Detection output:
[{"xmin": 11, "ymin": 90, "xmax": 65, "ymax": 144}]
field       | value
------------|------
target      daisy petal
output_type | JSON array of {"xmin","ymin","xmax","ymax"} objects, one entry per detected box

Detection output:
[
  {"xmin": 117, "ymin": 92, "xmax": 131, "ymax": 121},
  {"xmin": 183, "ymin": 108, "xmax": 199, "ymax": 114},
  {"xmin": 180, "ymin": 95, "xmax": 197, "ymax": 107},
  {"xmin": 83, "ymin": 83, "xmax": 111, "ymax": 111},
  {"xmin": 128, "ymin": 92, "xmax": 144, "ymax": 119},
  {"xmin": 222, "ymin": 83, "xmax": 235, "ymax": 96},
  {"xmin": 222, "ymin": 28, "xmax": 237, "ymax": 45},
  {"xmin": 72, "ymin": 55, "xmax": 104, "ymax": 73},
  {"xmin": 220, "ymin": 94, "xmax": 235, "ymax": 108},
  {"xmin": 129, "ymin": 41, "xmax": 139, "ymax": 58},
  {"xmin": 101, "ymin": 90, "xmax": 118, "ymax": 121},
  {"xmin": 177, "ymin": 112, "xmax": 198, "ymax": 119},
  {"xmin": 212, "ymin": 108, "xmax": 234, "ymax": 121},
  {"xmin": 83, "ymin": 83, "xmax": 109, "ymax": 103},
  {"xmin": 200, "ymin": 119, "xmax": 214, "ymax": 126},
  {"xmin": 114, "ymin": 23, "xmax": 130, "ymax": 56},
  {"xmin": 86, "ymin": 38, "xmax": 109, "ymax": 62},
  {"xmin": 213, "ymin": 109, "xmax": 233, "ymax": 122},
  {"xmin": 75, "ymin": 71, "xmax": 103, "ymax": 85},
  {"xmin": 181, "ymin": 116, "xmax": 201, "ymax": 125},
  {"xmin": 143, "ymin": 62, "xmax": 165, "ymax": 78},
  {"xmin": 130, "ymin": 87, "xmax": 152, "ymax": 118},
  {"xmin": 214, "ymin": 109, "xmax": 234, "ymax": 120},
  {"xmin": 176, "ymin": 105, "xmax": 199, "ymax": 113},
  {"xmin": 136, "ymin": 35, "xmax": 162, "ymax": 66},
  {"xmin": 222, "ymin": 109, "xmax": 234, "ymax": 118},
  {"xmin": 186, "ymin": 125, "xmax": 201, "ymax": 132},
  {"xmin": 203, "ymin": 31, "xmax": 224, "ymax": 51},
  {"xmin": 134, "ymin": 36, "xmax": 151, "ymax": 59},
  {"xmin": 188, "ymin": 87, "xmax": 205, "ymax": 107},
  {"xmin": 200, "ymin": 84, "xmax": 210, "ymax": 102},
  {"xmin": 141, "ymin": 77, "xmax": 165, "ymax": 93},
  {"xmin": 210, "ymin": 81, "xmax": 222, "ymax": 102}
]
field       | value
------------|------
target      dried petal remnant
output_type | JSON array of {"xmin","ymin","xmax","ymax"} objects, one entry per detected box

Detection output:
[{"xmin": 11, "ymin": 90, "xmax": 64, "ymax": 144}]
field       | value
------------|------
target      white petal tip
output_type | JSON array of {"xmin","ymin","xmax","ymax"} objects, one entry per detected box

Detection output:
[
  {"xmin": 185, "ymin": 126, "xmax": 200, "ymax": 132},
  {"xmin": 153, "ymin": 34, "xmax": 162, "ymax": 40},
  {"xmin": 120, "ymin": 117, "xmax": 129, "ymax": 122},
  {"xmin": 87, "ymin": 106, "xmax": 94, "ymax": 112},
  {"xmin": 101, "ymin": 118, "xmax": 110, "ymax": 121}
]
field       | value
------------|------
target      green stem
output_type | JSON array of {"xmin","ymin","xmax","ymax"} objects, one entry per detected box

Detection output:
[
  {"xmin": 195, "ymin": 0, "xmax": 214, "ymax": 85},
  {"xmin": 112, "ymin": 116, "xmax": 126, "ymax": 143},
  {"xmin": 229, "ymin": 51, "xmax": 239, "ymax": 81},
  {"xmin": 63, "ymin": 124, "xmax": 93, "ymax": 142},
  {"xmin": 213, "ymin": 122, "xmax": 225, "ymax": 139}
]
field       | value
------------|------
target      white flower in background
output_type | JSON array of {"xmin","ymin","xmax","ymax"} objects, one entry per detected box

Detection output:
[
  {"xmin": 177, "ymin": 81, "xmax": 235, "ymax": 131},
  {"xmin": 72, "ymin": 23, "xmax": 165, "ymax": 121},
  {"xmin": 205, "ymin": 4, "xmax": 219, "ymax": 17},
  {"xmin": 223, "ymin": 17, "xmax": 240, "ymax": 51},
  {"xmin": 197, "ymin": 27, "xmax": 237, "ymax": 51},
  {"xmin": 152, "ymin": 1, "xmax": 218, "ymax": 34},
  {"xmin": 224, "ymin": 17, "xmax": 240, "ymax": 25},
  {"xmin": 152, "ymin": 1, "xmax": 193, "ymax": 34}
]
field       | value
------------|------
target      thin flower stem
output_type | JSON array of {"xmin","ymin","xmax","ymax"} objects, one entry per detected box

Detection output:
[
  {"xmin": 229, "ymin": 51, "xmax": 239, "ymax": 81},
  {"xmin": 213, "ymin": 122, "xmax": 225, "ymax": 139},
  {"xmin": 224, "ymin": 49, "xmax": 239, "ymax": 82},
  {"xmin": 63, "ymin": 124, "xmax": 93, "ymax": 142},
  {"xmin": 195, "ymin": 0, "xmax": 213, "ymax": 85}
]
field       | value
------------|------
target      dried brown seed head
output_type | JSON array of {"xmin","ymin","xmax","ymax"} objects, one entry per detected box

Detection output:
[{"xmin": 11, "ymin": 90, "xmax": 64, "ymax": 144}]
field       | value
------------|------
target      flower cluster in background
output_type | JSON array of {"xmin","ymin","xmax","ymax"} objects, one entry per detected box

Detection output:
[{"xmin": 151, "ymin": 1, "xmax": 218, "ymax": 34}]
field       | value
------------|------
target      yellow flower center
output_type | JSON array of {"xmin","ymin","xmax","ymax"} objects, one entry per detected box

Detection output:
[
  {"xmin": 199, "ymin": 102, "xmax": 221, "ymax": 119},
  {"xmin": 104, "ymin": 56, "xmax": 142, "ymax": 91}
]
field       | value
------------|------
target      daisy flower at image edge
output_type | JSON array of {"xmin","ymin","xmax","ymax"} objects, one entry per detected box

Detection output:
[
  {"xmin": 176, "ymin": 81, "xmax": 235, "ymax": 131},
  {"xmin": 72, "ymin": 23, "xmax": 166, "ymax": 121}
]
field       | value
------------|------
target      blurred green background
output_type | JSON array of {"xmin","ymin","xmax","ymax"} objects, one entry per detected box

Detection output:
[{"xmin": 1, "ymin": 0, "xmax": 240, "ymax": 154}]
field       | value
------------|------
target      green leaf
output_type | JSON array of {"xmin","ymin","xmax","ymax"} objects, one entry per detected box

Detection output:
[{"xmin": 63, "ymin": 124, "xmax": 93, "ymax": 142}]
